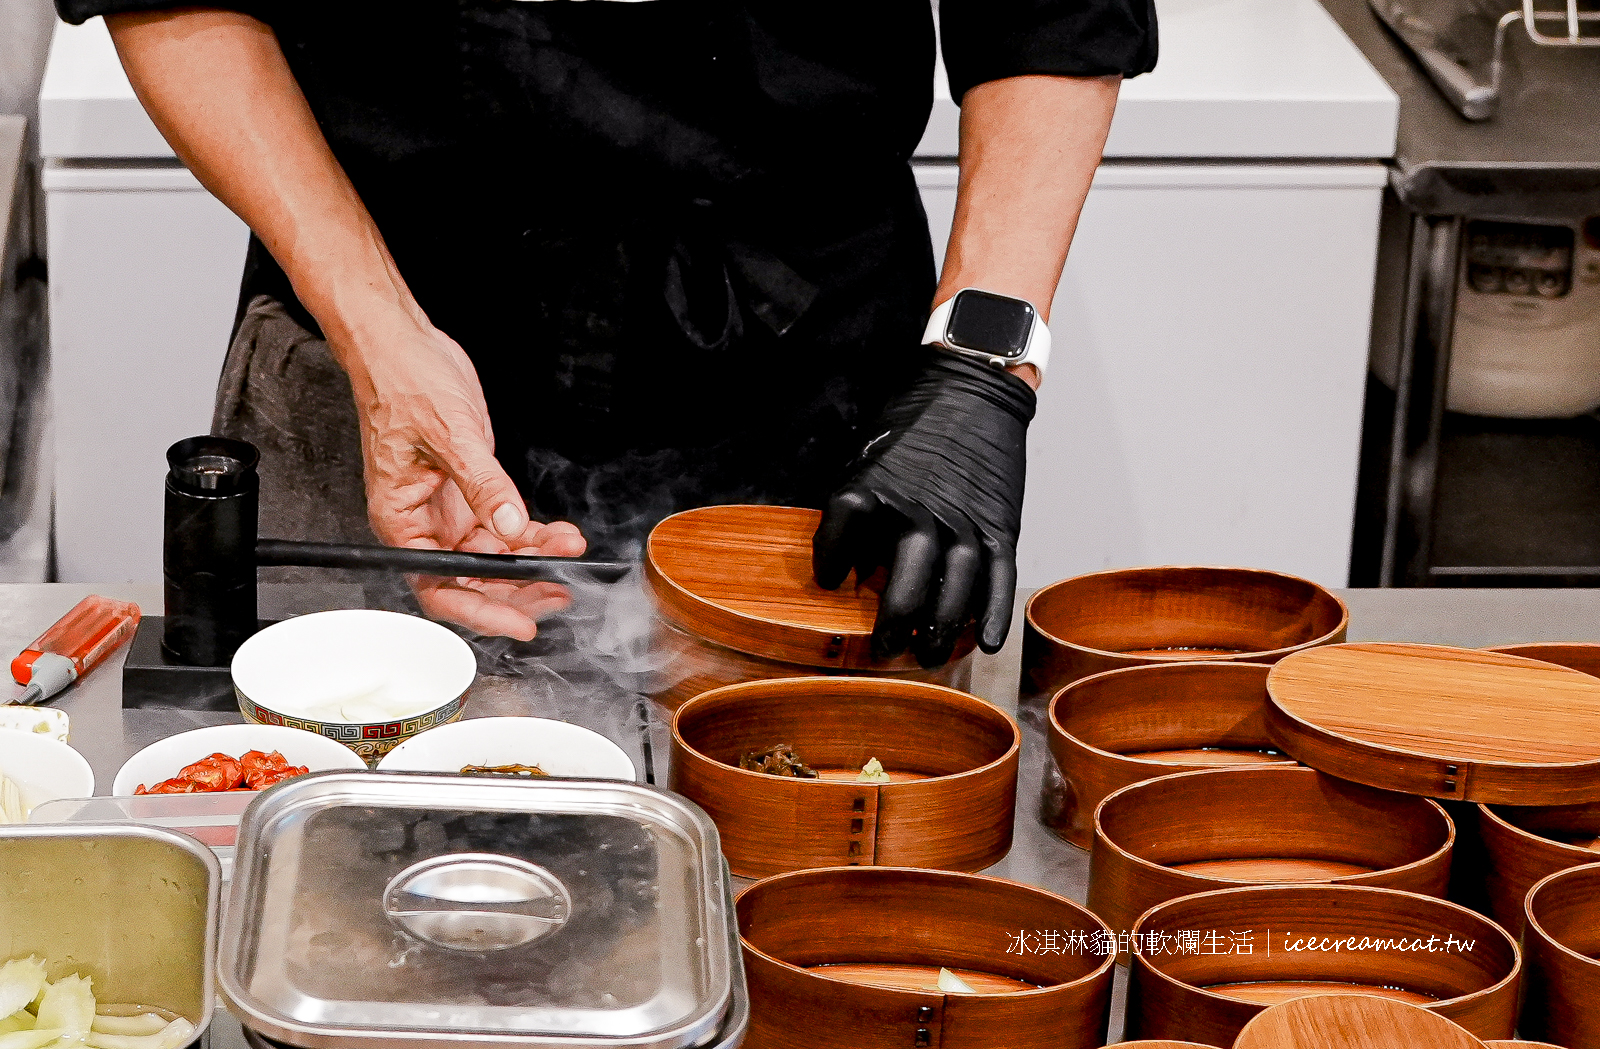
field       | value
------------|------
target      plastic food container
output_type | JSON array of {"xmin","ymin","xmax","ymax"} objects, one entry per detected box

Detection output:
[
  {"xmin": 0, "ymin": 823, "xmax": 220, "ymax": 1040},
  {"xmin": 219, "ymin": 770, "xmax": 742, "ymax": 1049},
  {"xmin": 644, "ymin": 506, "xmax": 974, "ymax": 711}
]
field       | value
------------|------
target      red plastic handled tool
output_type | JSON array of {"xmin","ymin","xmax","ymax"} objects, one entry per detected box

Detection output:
[{"xmin": 11, "ymin": 595, "xmax": 142, "ymax": 705}]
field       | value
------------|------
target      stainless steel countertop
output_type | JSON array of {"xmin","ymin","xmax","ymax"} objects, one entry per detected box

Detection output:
[
  {"xmin": 8, "ymin": 582, "xmax": 1600, "ymax": 1043},
  {"xmin": 1319, "ymin": 0, "xmax": 1600, "ymax": 216}
]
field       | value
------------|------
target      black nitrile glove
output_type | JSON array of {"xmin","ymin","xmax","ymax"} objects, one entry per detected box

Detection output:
[{"xmin": 813, "ymin": 350, "xmax": 1036, "ymax": 666}]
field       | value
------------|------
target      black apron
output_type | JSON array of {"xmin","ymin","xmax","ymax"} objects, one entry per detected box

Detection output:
[{"xmin": 233, "ymin": 0, "xmax": 939, "ymax": 558}]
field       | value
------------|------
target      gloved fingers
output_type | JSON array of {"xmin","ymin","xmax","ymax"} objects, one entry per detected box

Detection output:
[
  {"xmin": 977, "ymin": 536, "xmax": 1020, "ymax": 655},
  {"xmin": 814, "ymin": 488, "xmax": 881, "ymax": 590},
  {"xmin": 913, "ymin": 517, "xmax": 981, "ymax": 668},
  {"xmin": 872, "ymin": 504, "xmax": 942, "ymax": 660}
]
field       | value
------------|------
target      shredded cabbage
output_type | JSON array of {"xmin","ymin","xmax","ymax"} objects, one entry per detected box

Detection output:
[
  {"xmin": 936, "ymin": 967, "xmax": 977, "ymax": 993},
  {"xmin": 85, "ymin": 1019, "xmax": 194, "ymax": 1049},
  {"xmin": 87, "ymin": 1018, "xmax": 166, "ymax": 1038},
  {"xmin": 0, "ymin": 962, "xmax": 191, "ymax": 1049},
  {"xmin": 0, "ymin": 1029, "xmax": 65, "ymax": 1049},
  {"xmin": 0, "ymin": 771, "xmax": 26, "ymax": 825},
  {"xmin": 35, "ymin": 975, "xmax": 94, "ymax": 1044},
  {"xmin": 0, "ymin": 960, "xmax": 47, "ymax": 1019},
  {"xmin": 856, "ymin": 758, "xmax": 891, "ymax": 784}
]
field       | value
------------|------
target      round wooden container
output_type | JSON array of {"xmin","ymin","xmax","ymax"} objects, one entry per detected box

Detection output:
[
  {"xmin": 737, "ymin": 867, "xmax": 1115, "ymax": 1049},
  {"xmin": 645, "ymin": 505, "xmax": 976, "ymax": 711},
  {"xmin": 1266, "ymin": 643, "xmax": 1600, "ymax": 805},
  {"xmin": 1044, "ymin": 663, "xmax": 1296, "ymax": 848},
  {"xmin": 1021, "ymin": 566, "xmax": 1347, "ymax": 703},
  {"xmin": 1521, "ymin": 862, "xmax": 1600, "ymax": 1048},
  {"xmin": 1088, "ymin": 766, "xmax": 1454, "ymax": 953},
  {"xmin": 1125, "ymin": 885, "xmax": 1521, "ymax": 1044},
  {"xmin": 1479, "ymin": 801, "xmax": 1600, "ymax": 940},
  {"xmin": 670, "ymin": 677, "xmax": 1020, "ymax": 878},
  {"xmin": 1233, "ymin": 996, "xmax": 1489, "ymax": 1049},
  {"xmin": 1487, "ymin": 641, "xmax": 1600, "ymax": 678}
]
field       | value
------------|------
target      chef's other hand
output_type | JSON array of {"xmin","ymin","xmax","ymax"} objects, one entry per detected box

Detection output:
[
  {"xmin": 340, "ymin": 315, "xmax": 587, "ymax": 641},
  {"xmin": 813, "ymin": 351, "xmax": 1036, "ymax": 666}
]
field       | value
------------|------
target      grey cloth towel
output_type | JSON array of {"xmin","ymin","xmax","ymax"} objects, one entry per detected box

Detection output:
[{"xmin": 212, "ymin": 295, "xmax": 383, "ymax": 593}]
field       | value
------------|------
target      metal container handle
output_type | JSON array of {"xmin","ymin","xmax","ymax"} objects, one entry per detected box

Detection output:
[{"xmin": 382, "ymin": 853, "xmax": 571, "ymax": 952}]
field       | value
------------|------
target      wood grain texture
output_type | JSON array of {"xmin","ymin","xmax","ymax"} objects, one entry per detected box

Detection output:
[
  {"xmin": 1520, "ymin": 862, "xmax": 1600, "ymax": 1048},
  {"xmin": 671, "ymin": 677, "xmax": 1019, "ymax": 878},
  {"xmin": 1478, "ymin": 801, "xmax": 1600, "ymax": 940},
  {"xmin": 1208, "ymin": 981, "xmax": 1437, "ymax": 1005},
  {"xmin": 1020, "ymin": 566, "xmax": 1347, "ymax": 703},
  {"xmin": 1124, "ymin": 884, "xmax": 1521, "ymax": 1045},
  {"xmin": 737, "ymin": 867, "xmax": 1115, "ymax": 1049},
  {"xmin": 1114, "ymin": 1043, "xmax": 1217, "ymax": 1048},
  {"xmin": 1045, "ymin": 662, "xmax": 1296, "ymax": 848},
  {"xmin": 808, "ymin": 963, "xmax": 1035, "ymax": 994},
  {"xmin": 1086, "ymin": 766, "xmax": 1454, "ymax": 954},
  {"xmin": 1488, "ymin": 642, "xmax": 1600, "ymax": 680},
  {"xmin": 646, "ymin": 505, "xmax": 976, "ymax": 671},
  {"xmin": 1266, "ymin": 643, "xmax": 1600, "ymax": 805},
  {"xmin": 648, "ymin": 614, "xmax": 973, "ymax": 711},
  {"xmin": 1484, "ymin": 1043, "xmax": 1568, "ymax": 1048},
  {"xmin": 1233, "ymin": 995, "xmax": 1488, "ymax": 1049}
]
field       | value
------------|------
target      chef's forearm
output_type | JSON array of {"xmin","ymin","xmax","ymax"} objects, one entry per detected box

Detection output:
[
  {"xmin": 105, "ymin": 9, "xmax": 421, "ymax": 369},
  {"xmin": 936, "ymin": 74, "xmax": 1121, "ymax": 389}
]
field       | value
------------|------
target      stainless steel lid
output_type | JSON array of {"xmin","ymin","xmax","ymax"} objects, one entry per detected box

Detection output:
[{"xmin": 218, "ymin": 772, "xmax": 733, "ymax": 1049}]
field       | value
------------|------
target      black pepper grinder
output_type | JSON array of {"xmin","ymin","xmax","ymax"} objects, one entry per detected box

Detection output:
[{"xmin": 161, "ymin": 435, "xmax": 259, "ymax": 666}]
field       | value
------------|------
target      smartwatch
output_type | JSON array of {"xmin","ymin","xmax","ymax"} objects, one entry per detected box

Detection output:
[{"xmin": 921, "ymin": 288, "xmax": 1051, "ymax": 376}]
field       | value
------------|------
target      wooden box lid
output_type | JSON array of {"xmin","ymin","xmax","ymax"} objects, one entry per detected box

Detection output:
[
  {"xmin": 1265, "ymin": 643, "xmax": 1600, "ymax": 805},
  {"xmin": 645, "ymin": 505, "xmax": 976, "ymax": 670},
  {"xmin": 1234, "ymin": 995, "xmax": 1487, "ymax": 1049}
]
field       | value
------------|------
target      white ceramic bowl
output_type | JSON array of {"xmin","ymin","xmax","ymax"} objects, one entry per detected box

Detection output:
[
  {"xmin": 112, "ymin": 723, "xmax": 368, "ymax": 796},
  {"xmin": 0, "ymin": 731, "xmax": 94, "ymax": 817},
  {"xmin": 376, "ymin": 717, "xmax": 636, "ymax": 780},
  {"xmin": 231, "ymin": 609, "xmax": 478, "ymax": 762}
]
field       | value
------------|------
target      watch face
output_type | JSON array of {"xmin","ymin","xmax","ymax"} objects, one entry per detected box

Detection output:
[{"xmin": 946, "ymin": 290, "xmax": 1034, "ymax": 359}]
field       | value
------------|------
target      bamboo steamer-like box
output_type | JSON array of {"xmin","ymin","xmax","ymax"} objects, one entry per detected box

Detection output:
[
  {"xmin": 1521, "ymin": 862, "xmax": 1600, "ymax": 1049},
  {"xmin": 1478, "ymin": 801, "xmax": 1600, "ymax": 940},
  {"xmin": 1087, "ymin": 766, "xmax": 1454, "ymax": 954},
  {"xmin": 737, "ymin": 867, "xmax": 1115, "ymax": 1049},
  {"xmin": 1021, "ymin": 566, "xmax": 1347, "ymax": 704},
  {"xmin": 1125, "ymin": 885, "xmax": 1521, "ymax": 1044},
  {"xmin": 1044, "ymin": 662, "xmax": 1295, "ymax": 847},
  {"xmin": 670, "ymin": 677, "xmax": 1019, "ymax": 878},
  {"xmin": 645, "ymin": 506, "xmax": 975, "ymax": 711}
]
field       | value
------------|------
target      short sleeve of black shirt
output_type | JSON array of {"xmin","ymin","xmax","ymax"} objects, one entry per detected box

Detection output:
[
  {"xmin": 940, "ymin": 0, "xmax": 1158, "ymax": 103},
  {"xmin": 56, "ymin": 0, "xmax": 268, "ymax": 24}
]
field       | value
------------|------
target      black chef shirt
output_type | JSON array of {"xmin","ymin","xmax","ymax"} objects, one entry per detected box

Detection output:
[{"xmin": 56, "ymin": 0, "xmax": 1156, "ymax": 546}]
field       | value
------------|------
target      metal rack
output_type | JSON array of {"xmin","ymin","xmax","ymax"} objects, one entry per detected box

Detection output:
[{"xmin": 1371, "ymin": 0, "xmax": 1600, "ymax": 119}]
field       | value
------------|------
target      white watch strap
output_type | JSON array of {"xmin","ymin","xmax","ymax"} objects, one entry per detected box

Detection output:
[{"xmin": 921, "ymin": 290, "xmax": 1051, "ymax": 377}]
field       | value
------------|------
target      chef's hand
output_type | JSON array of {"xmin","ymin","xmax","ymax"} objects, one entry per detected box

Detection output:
[
  {"xmin": 340, "ymin": 314, "xmax": 587, "ymax": 641},
  {"xmin": 813, "ymin": 350, "xmax": 1036, "ymax": 666}
]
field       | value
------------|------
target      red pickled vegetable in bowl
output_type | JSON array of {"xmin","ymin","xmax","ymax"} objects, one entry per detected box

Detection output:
[{"xmin": 135, "ymin": 750, "xmax": 310, "ymax": 795}]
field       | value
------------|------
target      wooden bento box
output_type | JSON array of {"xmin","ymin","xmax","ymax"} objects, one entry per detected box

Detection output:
[
  {"xmin": 671, "ymin": 676, "xmax": 1019, "ymax": 878},
  {"xmin": 1124, "ymin": 884, "xmax": 1520, "ymax": 1045},
  {"xmin": 1087, "ymin": 765, "xmax": 1454, "ymax": 953},
  {"xmin": 737, "ymin": 867, "xmax": 1116, "ymax": 1049},
  {"xmin": 1044, "ymin": 662, "xmax": 1295, "ymax": 847},
  {"xmin": 645, "ymin": 505, "xmax": 976, "ymax": 711},
  {"xmin": 1022, "ymin": 566, "xmax": 1347, "ymax": 704}
]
